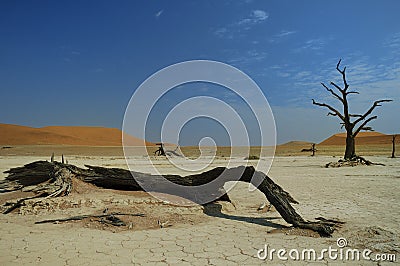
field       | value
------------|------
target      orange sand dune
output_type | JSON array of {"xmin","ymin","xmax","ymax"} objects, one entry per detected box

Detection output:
[
  {"xmin": 0, "ymin": 124, "xmax": 154, "ymax": 146},
  {"xmin": 319, "ymin": 131, "xmax": 393, "ymax": 145}
]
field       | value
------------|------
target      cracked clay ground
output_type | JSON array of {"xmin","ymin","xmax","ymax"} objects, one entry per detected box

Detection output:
[{"xmin": 1, "ymin": 156, "xmax": 399, "ymax": 265}]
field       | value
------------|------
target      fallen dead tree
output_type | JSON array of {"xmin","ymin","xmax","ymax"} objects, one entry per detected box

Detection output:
[{"xmin": 0, "ymin": 160, "xmax": 343, "ymax": 236}]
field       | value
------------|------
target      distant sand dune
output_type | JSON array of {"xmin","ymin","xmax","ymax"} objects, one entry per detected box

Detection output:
[
  {"xmin": 0, "ymin": 123, "xmax": 395, "ymax": 148},
  {"xmin": 319, "ymin": 131, "xmax": 393, "ymax": 145},
  {"xmin": 278, "ymin": 140, "xmax": 313, "ymax": 147},
  {"xmin": 0, "ymin": 123, "xmax": 153, "ymax": 146}
]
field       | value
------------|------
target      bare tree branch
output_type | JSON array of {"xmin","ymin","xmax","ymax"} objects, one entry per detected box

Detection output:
[
  {"xmin": 336, "ymin": 59, "xmax": 349, "ymax": 91},
  {"xmin": 336, "ymin": 59, "xmax": 342, "ymax": 70},
  {"xmin": 347, "ymin": 91, "xmax": 359, "ymax": 95},
  {"xmin": 361, "ymin": 127, "xmax": 374, "ymax": 131},
  {"xmin": 312, "ymin": 99, "xmax": 345, "ymax": 122},
  {"xmin": 353, "ymin": 99, "xmax": 393, "ymax": 126},
  {"xmin": 330, "ymin": 81, "xmax": 344, "ymax": 93},
  {"xmin": 349, "ymin": 114, "xmax": 363, "ymax": 118},
  {"xmin": 321, "ymin": 83, "xmax": 344, "ymax": 103},
  {"xmin": 354, "ymin": 116, "xmax": 378, "ymax": 136}
]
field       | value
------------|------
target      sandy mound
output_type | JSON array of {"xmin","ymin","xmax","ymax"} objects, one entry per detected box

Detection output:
[
  {"xmin": 0, "ymin": 123, "xmax": 153, "ymax": 146},
  {"xmin": 278, "ymin": 141, "xmax": 313, "ymax": 147},
  {"xmin": 0, "ymin": 186, "xmax": 207, "ymax": 233},
  {"xmin": 319, "ymin": 131, "xmax": 393, "ymax": 145}
]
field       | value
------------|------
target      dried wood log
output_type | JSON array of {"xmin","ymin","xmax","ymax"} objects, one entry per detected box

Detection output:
[
  {"xmin": 35, "ymin": 212, "xmax": 145, "ymax": 225},
  {"xmin": 1, "ymin": 161, "xmax": 342, "ymax": 236},
  {"xmin": 1, "ymin": 162, "xmax": 73, "ymax": 196}
]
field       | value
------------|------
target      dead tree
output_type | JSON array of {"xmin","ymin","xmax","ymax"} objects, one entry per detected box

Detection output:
[
  {"xmin": 0, "ymin": 161, "xmax": 342, "ymax": 236},
  {"xmin": 154, "ymin": 143, "xmax": 166, "ymax": 156},
  {"xmin": 392, "ymin": 135, "xmax": 397, "ymax": 158},
  {"xmin": 312, "ymin": 59, "xmax": 392, "ymax": 160},
  {"xmin": 301, "ymin": 143, "xmax": 317, "ymax": 156},
  {"xmin": 311, "ymin": 143, "xmax": 316, "ymax": 156}
]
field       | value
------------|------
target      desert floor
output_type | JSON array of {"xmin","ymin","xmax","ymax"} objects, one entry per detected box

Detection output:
[{"xmin": 0, "ymin": 146, "xmax": 399, "ymax": 265}]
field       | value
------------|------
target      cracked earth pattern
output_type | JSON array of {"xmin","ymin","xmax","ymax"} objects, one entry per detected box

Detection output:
[
  {"xmin": 0, "ymin": 214, "xmax": 334, "ymax": 265},
  {"xmin": 1, "ymin": 156, "xmax": 399, "ymax": 265}
]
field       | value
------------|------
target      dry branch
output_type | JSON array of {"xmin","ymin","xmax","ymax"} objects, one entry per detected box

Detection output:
[
  {"xmin": 35, "ymin": 212, "xmax": 145, "ymax": 225},
  {"xmin": 353, "ymin": 100, "xmax": 392, "ymax": 126},
  {"xmin": 312, "ymin": 99, "xmax": 345, "ymax": 122}
]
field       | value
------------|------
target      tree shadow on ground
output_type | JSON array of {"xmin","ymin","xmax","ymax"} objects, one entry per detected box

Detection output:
[{"xmin": 203, "ymin": 202, "xmax": 287, "ymax": 229}]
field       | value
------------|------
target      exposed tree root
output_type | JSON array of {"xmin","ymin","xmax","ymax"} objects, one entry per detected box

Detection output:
[{"xmin": 325, "ymin": 156, "xmax": 385, "ymax": 168}]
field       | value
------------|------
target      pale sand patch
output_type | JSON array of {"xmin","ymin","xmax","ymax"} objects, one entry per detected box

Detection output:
[{"xmin": 0, "ymin": 155, "xmax": 399, "ymax": 265}]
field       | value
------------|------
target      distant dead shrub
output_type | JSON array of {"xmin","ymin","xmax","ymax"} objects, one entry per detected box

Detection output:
[{"xmin": 245, "ymin": 155, "xmax": 259, "ymax": 160}]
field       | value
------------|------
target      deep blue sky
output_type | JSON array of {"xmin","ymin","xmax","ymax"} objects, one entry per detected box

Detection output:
[{"xmin": 1, "ymin": 0, "xmax": 399, "ymax": 145}]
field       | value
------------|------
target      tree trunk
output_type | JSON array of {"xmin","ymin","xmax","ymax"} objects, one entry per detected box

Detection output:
[
  {"xmin": 392, "ymin": 135, "xmax": 396, "ymax": 158},
  {"xmin": 344, "ymin": 133, "xmax": 356, "ymax": 160},
  {"xmin": 0, "ymin": 161, "xmax": 342, "ymax": 236}
]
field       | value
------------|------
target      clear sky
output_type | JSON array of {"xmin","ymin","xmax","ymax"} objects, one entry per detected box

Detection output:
[{"xmin": 1, "ymin": 0, "xmax": 399, "ymax": 145}]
